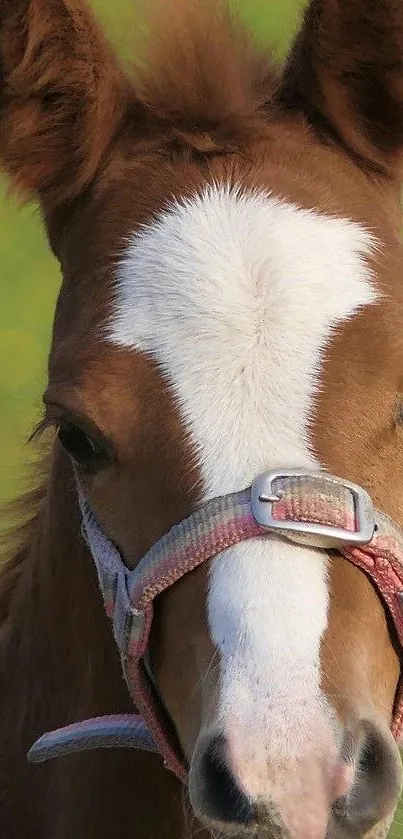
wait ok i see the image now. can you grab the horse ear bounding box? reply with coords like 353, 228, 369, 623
0, 0, 134, 211
277, 0, 403, 182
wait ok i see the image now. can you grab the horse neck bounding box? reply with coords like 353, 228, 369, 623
0, 449, 202, 839
1, 449, 126, 727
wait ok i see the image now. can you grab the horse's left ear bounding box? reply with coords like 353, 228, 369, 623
277, 0, 403, 184
0, 0, 135, 213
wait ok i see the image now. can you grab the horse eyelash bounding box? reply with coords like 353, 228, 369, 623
28, 416, 59, 444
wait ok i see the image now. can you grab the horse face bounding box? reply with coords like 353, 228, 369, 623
2, 0, 403, 836
102, 180, 403, 839
48, 165, 403, 837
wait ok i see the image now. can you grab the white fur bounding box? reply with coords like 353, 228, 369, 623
109, 184, 377, 764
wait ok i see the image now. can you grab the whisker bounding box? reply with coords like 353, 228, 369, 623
192, 648, 221, 697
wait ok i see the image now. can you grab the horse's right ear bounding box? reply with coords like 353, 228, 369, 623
0, 0, 135, 211
277, 0, 403, 184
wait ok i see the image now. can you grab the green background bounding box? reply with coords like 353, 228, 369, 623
1, 2, 403, 833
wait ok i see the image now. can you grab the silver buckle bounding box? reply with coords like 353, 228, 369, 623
251, 469, 375, 549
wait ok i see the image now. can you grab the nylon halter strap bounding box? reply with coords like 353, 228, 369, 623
27, 469, 403, 783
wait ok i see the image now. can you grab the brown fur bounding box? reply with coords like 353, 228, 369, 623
131, 0, 278, 148
0, 481, 47, 624
1, 0, 403, 837
278, 0, 403, 179
0, 0, 134, 209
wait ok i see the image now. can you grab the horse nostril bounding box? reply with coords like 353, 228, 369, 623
333, 721, 402, 832
198, 735, 255, 825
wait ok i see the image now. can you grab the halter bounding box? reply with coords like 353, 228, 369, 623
27, 468, 403, 784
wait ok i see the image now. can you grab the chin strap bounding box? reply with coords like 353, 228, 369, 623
28, 470, 403, 791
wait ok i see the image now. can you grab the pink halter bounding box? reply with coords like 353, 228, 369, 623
28, 469, 403, 783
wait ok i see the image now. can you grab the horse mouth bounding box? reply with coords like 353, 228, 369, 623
196, 816, 395, 839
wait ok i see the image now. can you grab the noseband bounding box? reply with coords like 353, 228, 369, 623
28, 469, 403, 783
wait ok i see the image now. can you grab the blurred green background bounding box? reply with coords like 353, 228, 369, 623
0, 0, 302, 506
1, 1, 403, 833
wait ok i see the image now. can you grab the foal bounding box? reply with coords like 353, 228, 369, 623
1, 1, 403, 838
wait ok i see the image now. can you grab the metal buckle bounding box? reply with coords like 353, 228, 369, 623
251, 469, 375, 549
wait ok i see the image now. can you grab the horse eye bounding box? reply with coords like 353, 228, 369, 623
57, 422, 109, 472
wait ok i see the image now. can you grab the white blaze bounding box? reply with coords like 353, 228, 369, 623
109, 184, 377, 757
